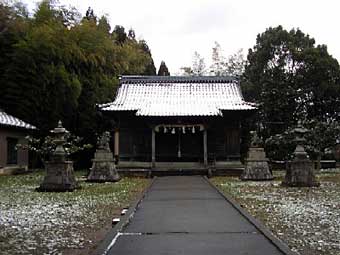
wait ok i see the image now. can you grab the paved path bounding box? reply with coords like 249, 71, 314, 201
105, 176, 292, 255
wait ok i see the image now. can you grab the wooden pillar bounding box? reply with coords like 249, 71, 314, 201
203, 128, 208, 167
151, 128, 156, 168
114, 129, 119, 159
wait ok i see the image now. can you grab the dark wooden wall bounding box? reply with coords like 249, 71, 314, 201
119, 128, 151, 161
207, 127, 240, 161
0, 127, 29, 168
155, 132, 203, 162
110, 113, 243, 162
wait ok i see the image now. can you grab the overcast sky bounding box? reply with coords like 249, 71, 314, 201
24, 0, 340, 74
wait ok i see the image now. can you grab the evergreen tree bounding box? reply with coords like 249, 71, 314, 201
0, 2, 29, 115
128, 28, 135, 40
157, 61, 170, 76
97, 15, 111, 34
113, 25, 126, 44
242, 25, 340, 138
85, 7, 96, 22
0, 0, 157, 137
139, 39, 156, 75
2, 0, 81, 132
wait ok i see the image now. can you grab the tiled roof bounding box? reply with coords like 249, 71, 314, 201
0, 110, 37, 130
101, 76, 256, 116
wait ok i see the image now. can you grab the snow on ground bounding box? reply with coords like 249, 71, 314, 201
213, 169, 340, 255
0, 171, 148, 255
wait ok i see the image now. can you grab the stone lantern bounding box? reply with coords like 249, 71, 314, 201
51, 120, 67, 161
37, 121, 78, 192
282, 122, 319, 187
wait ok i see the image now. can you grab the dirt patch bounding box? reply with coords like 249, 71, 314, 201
62, 217, 114, 255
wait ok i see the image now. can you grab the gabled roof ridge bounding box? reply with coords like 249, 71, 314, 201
119, 75, 239, 84
101, 75, 256, 116
0, 110, 37, 130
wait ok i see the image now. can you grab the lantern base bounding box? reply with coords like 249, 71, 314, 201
37, 161, 79, 192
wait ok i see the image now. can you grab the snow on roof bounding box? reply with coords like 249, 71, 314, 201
0, 110, 37, 130
101, 76, 256, 117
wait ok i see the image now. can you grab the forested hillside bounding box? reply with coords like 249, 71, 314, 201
0, 0, 156, 139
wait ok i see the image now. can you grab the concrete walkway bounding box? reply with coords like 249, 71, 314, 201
102, 176, 294, 255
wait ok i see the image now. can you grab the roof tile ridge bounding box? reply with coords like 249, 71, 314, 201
0, 110, 37, 129
119, 75, 239, 84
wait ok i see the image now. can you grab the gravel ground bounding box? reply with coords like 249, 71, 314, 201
212, 169, 340, 255
0, 171, 149, 255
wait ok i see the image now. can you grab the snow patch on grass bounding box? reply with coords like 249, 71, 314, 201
213, 170, 340, 255
0, 171, 148, 255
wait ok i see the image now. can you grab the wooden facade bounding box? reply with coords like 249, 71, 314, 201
0, 110, 36, 174
0, 127, 29, 171
101, 76, 256, 169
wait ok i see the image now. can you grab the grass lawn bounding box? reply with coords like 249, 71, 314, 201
212, 169, 340, 255
0, 170, 149, 255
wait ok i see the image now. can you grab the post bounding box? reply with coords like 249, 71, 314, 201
114, 129, 119, 162
151, 128, 156, 168
178, 132, 181, 158
203, 129, 208, 167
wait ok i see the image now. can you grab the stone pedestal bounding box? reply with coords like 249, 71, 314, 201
37, 161, 78, 192
282, 122, 320, 187
87, 149, 120, 182
87, 131, 120, 182
241, 147, 274, 181
282, 159, 319, 187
